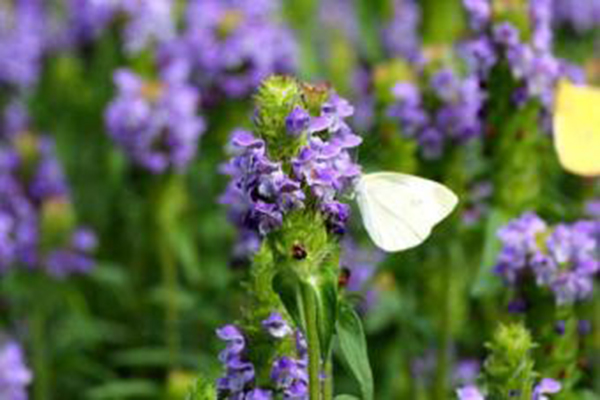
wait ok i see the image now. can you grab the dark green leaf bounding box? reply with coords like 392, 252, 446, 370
272, 268, 306, 331
304, 269, 338, 358
336, 301, 374, 400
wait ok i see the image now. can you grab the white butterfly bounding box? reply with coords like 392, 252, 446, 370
355, 172, 459, 252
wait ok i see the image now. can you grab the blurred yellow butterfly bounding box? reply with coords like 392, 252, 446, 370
553, 80, 600, 177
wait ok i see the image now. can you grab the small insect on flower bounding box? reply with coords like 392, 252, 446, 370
291, 243, 307, 260
338, 267, 351, 288
354, 172, 458, 252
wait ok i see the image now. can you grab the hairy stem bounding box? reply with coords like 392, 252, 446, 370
323, 356, 334, 400
303, 288, 322, 400
159, 228, 179, 369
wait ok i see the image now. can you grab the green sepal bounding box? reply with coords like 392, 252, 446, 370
336, 300, 374, 400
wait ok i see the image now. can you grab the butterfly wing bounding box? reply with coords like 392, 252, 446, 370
356, 172, 458, 252
554, 80, 600, 177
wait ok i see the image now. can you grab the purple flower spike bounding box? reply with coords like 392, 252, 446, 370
105, 68, 205, 173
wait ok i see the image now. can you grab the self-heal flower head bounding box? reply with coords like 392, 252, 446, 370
389, 67, 485, 159
1, 112, 96, 278
382, 0, 423, 63
105, 68, 205, 173
222, 81, 362, 247
552, 0, 600, 33
120, 0, 175, 55
178, 0, 297, 100
495, 213, 599, 305
0, 0, 46, 90
0, 339, 32, 400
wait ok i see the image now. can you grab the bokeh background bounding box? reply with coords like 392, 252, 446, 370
0, 0, 599, 399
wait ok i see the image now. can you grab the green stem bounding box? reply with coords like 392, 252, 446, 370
433, 259, 452, 400
303, 288, 322, 400
32, 303, 49, 400
159, 228, 179, 369
323, 356, 334, 400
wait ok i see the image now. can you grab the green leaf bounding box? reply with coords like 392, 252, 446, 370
304, 269, 338, 358
336, 301, 374, 400
272, 268, 306, 331
471, 208, 510, 297
334, 395, 361, 400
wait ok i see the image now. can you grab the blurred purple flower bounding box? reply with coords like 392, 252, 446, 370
0, 338, 32, 400
105, 68, 205, 173
0, 0, 46, 89
174, 0, 297, 100
495, 213, 599, 305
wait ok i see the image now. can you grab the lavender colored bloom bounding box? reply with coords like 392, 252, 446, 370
245, 389, 273, 400
271, 357, 309, 399
66, 0, 119, 44
262, 313, 293, 339
495, 214, 599, 305
180, 0, 297, 99
0, 0, 46, 89
457, 385, 485, 400
105, 68, 205, 173
382, 0, 422, 62
1, 112, 96, 278
286, 107, 311, 137
532, 378, 561, 400
463, 0, 491, 31
223, 91, 361, 244
216, 315, 307, 399
221, 129, 305, 237
458, 378, 561, 400
121, 0, 175, 54
0, 339, 32, 400
390, 66, 485, 159
552, 0, 600, 33
453, 359, 480, 385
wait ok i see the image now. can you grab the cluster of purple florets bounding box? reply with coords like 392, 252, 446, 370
105, 68, 205, 174
389, 68, 486, 159
0, 106, 96, 278
495, 212, 599, 305
0, 0, 46, 90
0, 337, 32, 400
457, 378, 561, 400
382, 0, 423, 63
460, 0, 584, 109
551, 0, 600, 33
162, 0, 297, 100
216, 313, 307, 399
222, 93, 362, 255
62, 0, 174, 53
